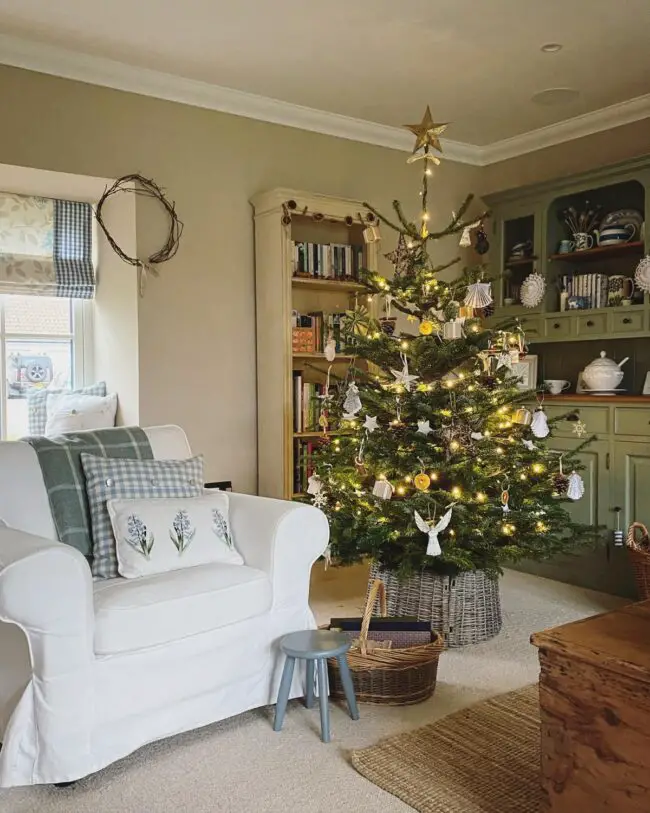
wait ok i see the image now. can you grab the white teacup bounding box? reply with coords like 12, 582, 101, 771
544, 379, 570, 395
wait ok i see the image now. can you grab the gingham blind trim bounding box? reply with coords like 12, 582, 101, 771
53, 199, 95, 299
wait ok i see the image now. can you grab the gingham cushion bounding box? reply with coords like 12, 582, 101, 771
81, 453, 204, 579
28, 382, 107, 435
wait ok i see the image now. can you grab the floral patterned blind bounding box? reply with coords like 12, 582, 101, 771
0, 192, 96, 299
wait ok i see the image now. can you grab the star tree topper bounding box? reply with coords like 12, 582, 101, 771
404, 106, 448, 164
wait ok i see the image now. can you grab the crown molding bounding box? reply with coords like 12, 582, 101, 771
481, 93, 650, 165
1, 34, 649, 168
0, 34, 482, 165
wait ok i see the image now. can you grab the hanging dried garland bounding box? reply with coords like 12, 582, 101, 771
95, 174, 183, 295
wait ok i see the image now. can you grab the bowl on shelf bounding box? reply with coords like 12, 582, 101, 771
594, 225, 636, 246
580, 351, 628, 392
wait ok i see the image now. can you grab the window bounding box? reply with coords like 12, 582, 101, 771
0, 295, 92, 439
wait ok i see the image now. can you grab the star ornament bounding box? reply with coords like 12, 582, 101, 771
404, 106, 448, 162
417, 419, 433, 436
390, 364, 419, 392
363, 415, 379, 433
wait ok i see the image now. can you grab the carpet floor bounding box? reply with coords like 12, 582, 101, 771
0, 566, 626, 813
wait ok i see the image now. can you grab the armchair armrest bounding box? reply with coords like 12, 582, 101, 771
0, 528, 94, 783
228, 494, 328, 611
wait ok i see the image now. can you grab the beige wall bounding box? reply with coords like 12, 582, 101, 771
481, 119, 650, 194
0, 65, 482, 490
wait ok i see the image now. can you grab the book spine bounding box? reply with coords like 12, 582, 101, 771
344, 245, 353, 279
293, 372, 302, 433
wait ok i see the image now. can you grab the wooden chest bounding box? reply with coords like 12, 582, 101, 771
531, 601, 650, 813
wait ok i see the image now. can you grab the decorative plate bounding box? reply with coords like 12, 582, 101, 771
599, 209, 643, 230
634, 255, 650, 293
520, 271, 546, 308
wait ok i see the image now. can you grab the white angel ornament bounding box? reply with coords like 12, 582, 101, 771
414, 506, 453, 557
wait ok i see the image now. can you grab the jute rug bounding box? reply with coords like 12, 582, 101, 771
351, 685, 543, 813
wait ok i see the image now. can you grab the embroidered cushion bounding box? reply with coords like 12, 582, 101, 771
28, 381, 107, 435
81, 454, 204, 579
107, 492, 243, 579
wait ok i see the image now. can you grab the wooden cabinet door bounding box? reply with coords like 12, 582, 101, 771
613, 440, 650, 531
510, 438, 635, 597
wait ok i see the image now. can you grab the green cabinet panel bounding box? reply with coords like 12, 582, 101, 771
610, 308, 645, 334
613, 441, 650, 530
614, 408, 650, 437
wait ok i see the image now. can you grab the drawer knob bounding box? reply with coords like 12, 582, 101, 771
623, 317, 632, 324
553, 322, 560, 329
586, 320, 594, 327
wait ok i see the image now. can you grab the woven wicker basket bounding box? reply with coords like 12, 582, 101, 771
626, 522, 650, 599
328, 579, 444, 706
368, 563, 502, 648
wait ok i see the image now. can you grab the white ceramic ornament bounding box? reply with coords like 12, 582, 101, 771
307, 473, 323, 496
567, 471, 585, 501
417, 419, 433, 436
520, 272, 546, 309
324, 335, 337, 362
634, 256, 650, 293
342, 382, 362, 418
414, 507, 453, 557
363, 415, 379, 433
464, 281, 493, 309
372, 479, 394, 500
531, 408, 550, 438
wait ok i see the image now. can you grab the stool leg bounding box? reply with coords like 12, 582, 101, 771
273, 655, 296, 732
316, 658, 331, 743
305, 659, 315, 709
337, 655, 360, 720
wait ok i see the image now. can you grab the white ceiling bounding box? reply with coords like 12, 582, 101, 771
0, 0, 649, 156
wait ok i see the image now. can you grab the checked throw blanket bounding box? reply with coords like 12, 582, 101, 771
24, 427, 153, 559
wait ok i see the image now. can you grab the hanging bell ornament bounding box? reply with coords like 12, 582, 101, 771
413, 472, 431, 491
513, 406, 533, 426
459, 225, 473, 247
567, 471, 585, 501
531, 408, 550, 438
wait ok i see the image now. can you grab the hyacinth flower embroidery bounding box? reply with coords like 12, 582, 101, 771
170, 509, 196, 554
211, 508, 233, 548
126, 514, 154, 559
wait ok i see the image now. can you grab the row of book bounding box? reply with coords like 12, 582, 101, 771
560, 273, 609, 308
291, 310, 352, 354
292, 373, 329, 433
293, 439, 316, 495
293, 242, 364, 280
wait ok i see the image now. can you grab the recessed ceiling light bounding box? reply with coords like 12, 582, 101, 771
541, 43, 563, 53
531, 87, 580, 106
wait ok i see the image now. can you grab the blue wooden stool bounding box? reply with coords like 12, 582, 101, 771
273, 630, 359, 743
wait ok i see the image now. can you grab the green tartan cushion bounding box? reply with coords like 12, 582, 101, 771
23, 426, 153, 559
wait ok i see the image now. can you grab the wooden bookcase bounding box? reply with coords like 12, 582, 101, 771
251, 188, 379, 499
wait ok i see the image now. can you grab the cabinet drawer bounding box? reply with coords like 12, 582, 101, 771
520, 316, 542, 341
614, 407, 650, 437
576, 313, 607, 336
610, 309, 644, 334
545, 405, 609, 436
545, 315, 573, 339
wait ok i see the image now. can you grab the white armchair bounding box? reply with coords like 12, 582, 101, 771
0, 426, 328, 787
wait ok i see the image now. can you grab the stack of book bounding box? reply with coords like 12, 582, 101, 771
291, 310, 351, 354
293, 439, 317, 495
561, 273, 609, 308
293, 242, 364, 280
292, 373, 329, 433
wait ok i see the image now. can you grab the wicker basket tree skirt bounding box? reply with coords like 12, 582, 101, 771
368, 564, 502, 647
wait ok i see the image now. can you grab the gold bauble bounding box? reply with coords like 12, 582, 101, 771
413, 473, 431, 491
419, 320, 434, 336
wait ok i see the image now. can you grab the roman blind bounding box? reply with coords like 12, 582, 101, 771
0, 192, 96, 299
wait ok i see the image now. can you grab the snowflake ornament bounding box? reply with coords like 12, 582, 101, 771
572, 420, 587, 438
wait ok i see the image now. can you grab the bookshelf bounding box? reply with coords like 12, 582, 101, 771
251, 188, 380, 499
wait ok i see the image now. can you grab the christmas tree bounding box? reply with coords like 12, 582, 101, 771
307, 107, 595, 580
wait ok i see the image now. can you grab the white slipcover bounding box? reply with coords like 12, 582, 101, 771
0, 426, 328, 787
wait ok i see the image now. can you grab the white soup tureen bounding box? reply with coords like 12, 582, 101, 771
581, 351, 628, 392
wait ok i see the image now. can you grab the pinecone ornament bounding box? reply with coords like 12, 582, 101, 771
552, 472, 569, 496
